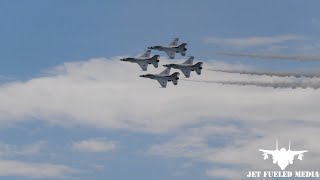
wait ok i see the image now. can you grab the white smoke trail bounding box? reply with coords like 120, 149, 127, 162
180, 79, 320, 89
205, 69, 320, 78
218, 52, 320, 61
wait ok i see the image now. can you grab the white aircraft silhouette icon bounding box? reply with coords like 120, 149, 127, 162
259, 140, 307, 170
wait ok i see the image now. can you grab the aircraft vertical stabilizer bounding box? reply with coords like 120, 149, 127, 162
171, 72, 180, 85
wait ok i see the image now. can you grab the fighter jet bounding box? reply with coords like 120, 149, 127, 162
140, 67, 180, 88
163, 56, 203, 78
148, 38, 187, 59
120, 50, 160, 71
259, 140, 307, 170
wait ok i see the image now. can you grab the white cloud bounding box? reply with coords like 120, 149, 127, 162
203, 35, 305, 47
19, 141, 47, 156
147, 121, 320, 179
142, 84, 320, 178
148, 123, 241, 159
0, 57, 319, 134
0, 160, 75, 178
0, 141, 75, 178
72, 138, 117, 153
0, 141, 46, 157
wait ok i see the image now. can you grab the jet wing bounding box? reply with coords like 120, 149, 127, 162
168, 38, 179, 46
181, 68, 191, 78
156, 79, 167, 88
137, 62, 148, 71
259, 149, 277, 155
259, 149, 278, 160
165, 50, 176, 59
288, 150, 308, 156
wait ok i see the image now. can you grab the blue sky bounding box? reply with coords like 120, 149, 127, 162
1, 1, 320, 180
2, 0, 320, 77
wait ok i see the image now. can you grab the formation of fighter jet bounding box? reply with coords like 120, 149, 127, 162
120, 38, 203, 88
120, 50, 160, 71
140, 67, 180, 88
259, 140, 307, 170
163, 56, 203, 78
148, 38, 187, 59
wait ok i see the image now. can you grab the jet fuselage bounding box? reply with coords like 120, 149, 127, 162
163, 63, 202, 71
120, 57, 159, 64
148, 45, 187, 53
140, 74, 178, 82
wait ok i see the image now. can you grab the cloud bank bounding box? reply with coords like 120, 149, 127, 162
1, 57, 320, 133
0, 56, 320, 178
72, 138, 117, 153
0, 160, 76, 178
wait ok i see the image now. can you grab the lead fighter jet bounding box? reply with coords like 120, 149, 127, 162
163, 56, 203, 78
148, 38, 187, 59
120, 50, 160, 71
140, 67, 180, 88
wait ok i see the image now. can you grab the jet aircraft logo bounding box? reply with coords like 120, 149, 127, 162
259, 140, 307, 170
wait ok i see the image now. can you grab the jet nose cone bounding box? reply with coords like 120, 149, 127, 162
148, 46, 153, 49
139, 75, 145, 77
163, 64, 168, 67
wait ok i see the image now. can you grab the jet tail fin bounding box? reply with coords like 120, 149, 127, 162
179, 43, 187, 48
169, 38, 179, 46
194, 62, 203, 67
194, 62, 203, 75
150, 55, 160, 60
179, 43, 187, 56
170, 72, 180, 85
150, 55, 160, 68
288, 140, 291, 151
160, 67, 171, 75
